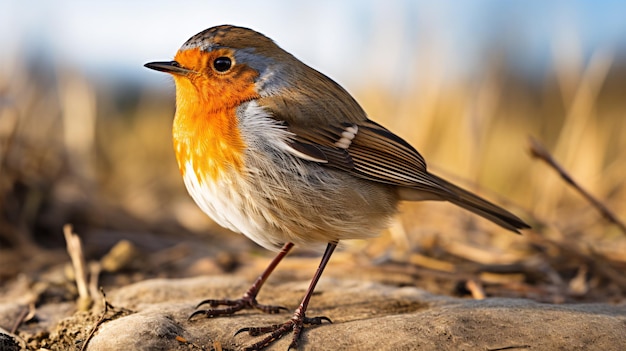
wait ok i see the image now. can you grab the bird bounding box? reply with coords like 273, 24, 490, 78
145, 24, 529, 350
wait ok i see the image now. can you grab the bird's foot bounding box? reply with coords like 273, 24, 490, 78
235, 307, 332, 350
188, 294, 287, 320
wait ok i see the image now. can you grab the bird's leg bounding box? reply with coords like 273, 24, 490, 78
189, 242, 294, 320
236, 242, 337, 350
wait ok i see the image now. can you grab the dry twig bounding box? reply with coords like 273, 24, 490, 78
63, 224, 92, 310
80, 288, 115, 351
466, 279, 486, 299
529, 137, 626, 235
487, 345, 532, 351
10, 303, 35, 334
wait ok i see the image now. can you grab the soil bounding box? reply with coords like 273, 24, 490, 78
1, 227, 625, 350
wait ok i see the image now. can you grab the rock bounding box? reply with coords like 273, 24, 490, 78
80, 276, 626, 351
0, 327, 24, 351
86, 309, 184, 351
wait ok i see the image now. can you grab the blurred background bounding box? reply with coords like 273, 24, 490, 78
1, 0, 625, 303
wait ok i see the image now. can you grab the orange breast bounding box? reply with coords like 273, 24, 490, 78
172, 77, 247, 182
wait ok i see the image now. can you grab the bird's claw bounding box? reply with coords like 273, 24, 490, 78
188, 296, 287, 321
236, 312, 332, 350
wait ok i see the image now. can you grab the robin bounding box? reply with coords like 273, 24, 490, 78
145, 25, 529, 350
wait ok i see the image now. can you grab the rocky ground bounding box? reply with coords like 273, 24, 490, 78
1, 224, 625, 351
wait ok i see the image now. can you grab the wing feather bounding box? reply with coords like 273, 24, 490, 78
285, 119, 454, 195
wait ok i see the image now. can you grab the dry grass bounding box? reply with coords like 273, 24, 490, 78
1, 40, 625, 305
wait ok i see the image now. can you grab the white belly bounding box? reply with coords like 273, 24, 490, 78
181, 160, 273, 247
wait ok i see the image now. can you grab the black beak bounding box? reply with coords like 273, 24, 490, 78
144, 61, 192, 75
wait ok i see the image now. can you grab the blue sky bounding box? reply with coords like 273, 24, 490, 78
2, 0, 625, 88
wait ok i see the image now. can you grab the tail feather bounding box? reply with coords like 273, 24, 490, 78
435, 175, 529, 233
400, 174, 530, 234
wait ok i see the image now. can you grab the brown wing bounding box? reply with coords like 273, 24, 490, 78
286, 119, 457, 197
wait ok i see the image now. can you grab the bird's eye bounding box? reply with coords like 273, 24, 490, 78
213, 57, 232, 72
